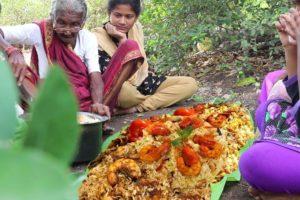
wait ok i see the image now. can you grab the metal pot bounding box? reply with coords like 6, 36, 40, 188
73, 112, 109, 164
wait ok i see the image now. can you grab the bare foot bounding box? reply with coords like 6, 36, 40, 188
113, 107, 138, 116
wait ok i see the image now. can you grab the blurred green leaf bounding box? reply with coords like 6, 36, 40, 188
190, 94, 203, 102
11, 118, 28, 150
236, 76, 257, 87
171, 137, 183, 147
0, 148, 76, 200
211, 97, 227, 105
24, 66, 80, 165
0, 60, 18, 144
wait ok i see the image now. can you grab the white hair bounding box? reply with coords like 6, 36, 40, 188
50, 0, 87, 21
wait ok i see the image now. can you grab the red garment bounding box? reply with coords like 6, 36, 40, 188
102, 39, 144, 110
31, 19, 144, 112
31, 20, 92, 111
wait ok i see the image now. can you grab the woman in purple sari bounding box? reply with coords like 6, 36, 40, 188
239, 1, 300, 199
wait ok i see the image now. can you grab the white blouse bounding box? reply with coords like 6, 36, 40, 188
1, 23, 100, 78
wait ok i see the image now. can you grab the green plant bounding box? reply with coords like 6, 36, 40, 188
0, 61, 81, 200
140, 0, 291, 74
0, 0, 293, 80
0, 0, 107, 29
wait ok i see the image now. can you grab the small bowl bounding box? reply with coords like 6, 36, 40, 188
73, 112, 109, 164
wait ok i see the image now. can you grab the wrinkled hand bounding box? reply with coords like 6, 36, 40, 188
90, 103, 111, 119
105, 22, 127, 43
7, 49, 27, 85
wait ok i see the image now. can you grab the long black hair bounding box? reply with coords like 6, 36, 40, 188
108, 0, 142, 16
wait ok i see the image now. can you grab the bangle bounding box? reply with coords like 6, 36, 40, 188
4, 46, 22, 57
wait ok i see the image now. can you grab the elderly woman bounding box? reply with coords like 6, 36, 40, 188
93, 0, 198, 115
0, 0, 143, 117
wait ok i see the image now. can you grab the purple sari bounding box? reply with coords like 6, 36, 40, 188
239, 70, 300, 193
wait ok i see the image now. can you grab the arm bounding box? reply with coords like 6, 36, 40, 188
0, 24, 42, 85
84, 31, 111, 118
288, 8, 300, 99
0, 29, 27, 85
297, 31, 300, 96
284, 45, 297, 78
277, 14, 297, 78
104, 22, 127, 45
89, 72, 111, 118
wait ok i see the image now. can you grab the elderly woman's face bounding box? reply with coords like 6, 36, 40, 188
53, 10, 84, 46
109, 4, 137, 33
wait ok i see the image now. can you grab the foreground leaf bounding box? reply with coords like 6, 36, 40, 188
24, 66, 80, 165
0, 60, 18, 144
0, 149, 76, 200
11, 118, 28, 151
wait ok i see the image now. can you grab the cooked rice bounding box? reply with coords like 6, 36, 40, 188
79, 104, 253, 200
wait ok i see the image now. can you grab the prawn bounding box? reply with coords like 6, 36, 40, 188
176, 146, 201, 176
107, 158, 141, 186
207, 114, 228, 128
146, 122, 171, 136
139, 141, 171, 162
193, 134, 223, 158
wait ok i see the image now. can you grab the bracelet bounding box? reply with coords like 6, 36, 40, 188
4, 46, 22, 57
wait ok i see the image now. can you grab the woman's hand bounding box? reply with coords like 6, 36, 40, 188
105, 22, 127, 43
276, 14, 296, 47
280, 8, 300, 44
6, 47, 27, 85
90, 103, 111, 119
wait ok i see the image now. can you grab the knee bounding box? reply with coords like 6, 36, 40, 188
239, 150, 254, 182
189, 77, 198, 93
183, 77, 198, 96
239, 144, 267, 186
117, 82, 144, 108
119, 39, 139, 53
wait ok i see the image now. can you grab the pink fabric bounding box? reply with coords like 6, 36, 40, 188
258, 69, 286, 104
101, 39, 144, 110
267, 80, 292, 103
102, 39, 143, 94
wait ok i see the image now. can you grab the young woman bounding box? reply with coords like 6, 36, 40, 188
0, 0, 144, 117
93, 0, 198, 115
239, 1, 300, 199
